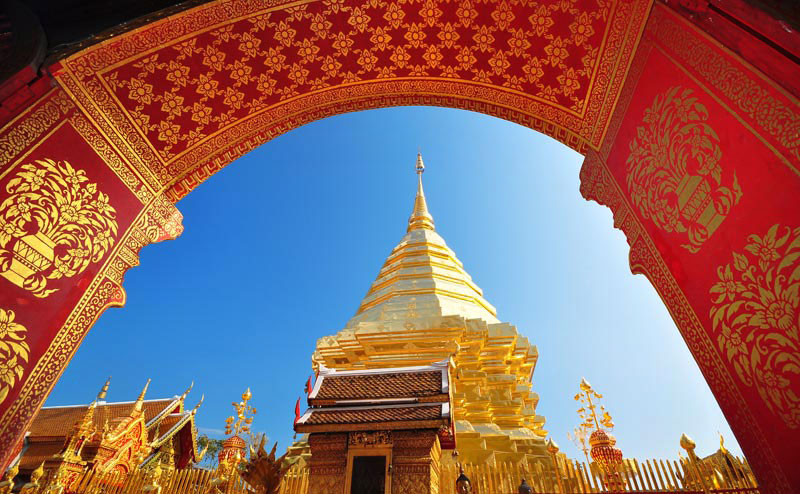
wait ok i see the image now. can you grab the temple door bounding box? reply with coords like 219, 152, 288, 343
350, 456, 386, 494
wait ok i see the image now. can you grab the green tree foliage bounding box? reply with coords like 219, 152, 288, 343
197, 435, 225, 468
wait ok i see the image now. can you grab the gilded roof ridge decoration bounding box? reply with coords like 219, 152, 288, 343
40, 398, 174, 410
145, 398, 182, 429
145, 382, 192, 429
149, 411, 191, 448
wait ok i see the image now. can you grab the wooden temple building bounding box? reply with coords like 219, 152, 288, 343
291, 154, 550, 491
10, 378, 205, 486
295, 360, 453, 493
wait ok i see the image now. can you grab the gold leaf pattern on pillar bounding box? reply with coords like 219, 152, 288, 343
0, 308, 29, 404
710, 224, 800, 427
0, 159, 118, 297
626, 86, 742, 253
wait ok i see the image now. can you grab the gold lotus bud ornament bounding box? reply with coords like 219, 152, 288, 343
680, 433, 696, 452
546, 438, 559, 455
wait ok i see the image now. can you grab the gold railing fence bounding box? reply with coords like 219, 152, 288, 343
436, 454, 758, 494
277, 466, 309, 494
17, 452, 756, 494
22, 467, 253, 494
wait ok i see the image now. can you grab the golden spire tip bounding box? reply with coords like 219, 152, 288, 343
134, 378, 151, 413
181, 381, 194, 401
407, 152, 434, 232
192, 394, 205, 415
97, 376, 111, 402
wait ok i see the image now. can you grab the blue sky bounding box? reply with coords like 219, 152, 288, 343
46, 106, 742, 461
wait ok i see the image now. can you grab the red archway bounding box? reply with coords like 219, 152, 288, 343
0, 0, 797, 491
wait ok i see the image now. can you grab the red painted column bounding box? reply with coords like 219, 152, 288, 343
580, 4, 800, 492
0, 77, 183, 471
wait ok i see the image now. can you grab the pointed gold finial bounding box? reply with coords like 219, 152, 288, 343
180, 381, 194, 401
97, 376, 111, 401
718, 432, 727, 454
30, 462, 45, 484
134, 379, 151, 413
192, 394, 205, 415
407, 152, 435, 232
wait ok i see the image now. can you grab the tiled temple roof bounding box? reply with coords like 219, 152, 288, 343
297, 360, 451, 433
312, 371, 443, 402
29, 400, 176, 438
296, 403, 448, 433
17, 389, 202, 474
17, 442, 62, 471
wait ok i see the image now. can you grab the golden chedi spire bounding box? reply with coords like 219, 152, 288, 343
407, 153, 435, 232
345, 153, 498, 327
311, 152, 548, 470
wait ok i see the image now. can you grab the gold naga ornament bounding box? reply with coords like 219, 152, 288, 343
20, 463, 45, 494
0, 462, 18, 494
240, 436, 288, 494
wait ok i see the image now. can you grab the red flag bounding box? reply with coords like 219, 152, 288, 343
305, 375, 313, 394
294, 397, 301, 425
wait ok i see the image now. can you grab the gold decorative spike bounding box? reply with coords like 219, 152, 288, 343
192, 394, 205, 415
97, 376, 111, 401
134, 379, 152, 414
180, 381, 194, 401
575, 378, 608, 431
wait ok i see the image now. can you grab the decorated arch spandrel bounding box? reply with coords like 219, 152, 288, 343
0, 87, 183, 467
51, 0, 651, 199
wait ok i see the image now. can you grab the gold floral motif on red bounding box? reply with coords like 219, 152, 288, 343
56, 0, 651, 197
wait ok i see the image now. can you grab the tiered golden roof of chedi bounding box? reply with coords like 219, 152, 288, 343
312, 154, 548, 467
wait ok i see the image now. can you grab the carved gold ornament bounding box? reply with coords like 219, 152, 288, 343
709, 224, 800, 427
0, 308, 29, 404
626, 87, 742, 253
0, 159, 118, 297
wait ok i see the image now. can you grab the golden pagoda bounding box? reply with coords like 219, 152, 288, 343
310, 154, 549, 469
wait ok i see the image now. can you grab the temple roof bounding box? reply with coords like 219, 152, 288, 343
29, 399, 177, 439
297, 361, 451, 433
346, 154, 498, 327
309, 361, 449, 406
296, 403, 448, 432
18, 381, 202, 473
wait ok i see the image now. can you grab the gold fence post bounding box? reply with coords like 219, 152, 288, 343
680, 434, 709, 494
546, 439, 564, 494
